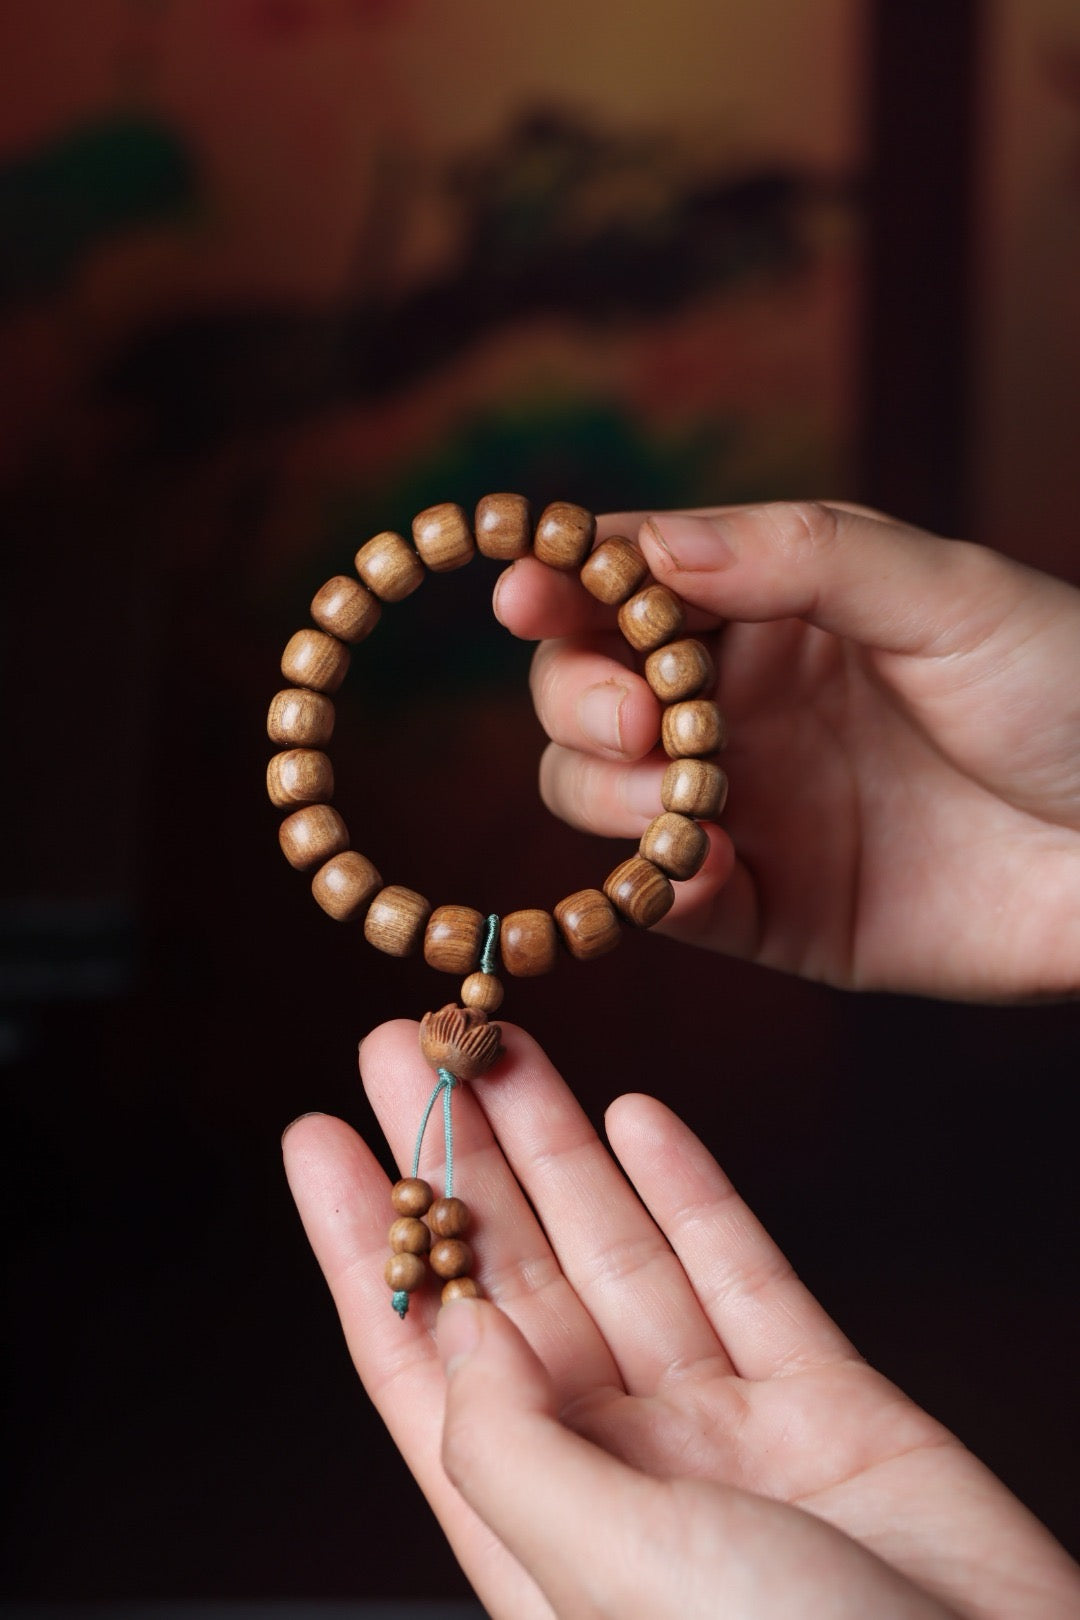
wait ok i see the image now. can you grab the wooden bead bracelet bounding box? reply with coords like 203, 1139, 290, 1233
267, 496, 728, 1317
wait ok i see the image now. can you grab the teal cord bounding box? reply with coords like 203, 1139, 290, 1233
392, 1289, 409, 1319
410, 1066, 459, 1193
480, 913, 500, 975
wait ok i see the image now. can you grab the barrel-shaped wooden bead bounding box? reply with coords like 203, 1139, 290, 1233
534, 501, 596, 570
354, 530, 424, 600
364, 885, 432, 956
553, 888, 621, 960
644, 638, 715, 702
461, 971, 504, 1013
412, 502, 475, 571
428, 1196, 470, 1238
423, 905, 485, 974
579, 536, 648, 604
639, 812, 708, 880
603, 855, 674, 927
441, 1276, 480, 1303
312, 851, 382, 921
661, 758, 729, 819
266, 748, 333, 808
392, 1177, 434, 1216
475, 492, 531, 560
499, 909, 558, 977
389, 1216, 431, 1255
267, 687, 335, 747
281, 628, 350, 693
310, 574, 381, 643
278, 804, 349, 871
429, 1238, 473, 1279
617, 584, 685, 653
385, 1251, 426, 1292
661, 700, 727, 759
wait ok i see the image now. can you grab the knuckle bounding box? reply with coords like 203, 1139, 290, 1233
764, 499, 842, 561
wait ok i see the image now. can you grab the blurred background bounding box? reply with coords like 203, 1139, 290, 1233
2, 0, 1078, 1609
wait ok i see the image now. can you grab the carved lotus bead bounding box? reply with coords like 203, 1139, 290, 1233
418, 1004, 503, 1080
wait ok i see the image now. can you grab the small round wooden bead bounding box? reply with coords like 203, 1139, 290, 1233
579, 535, 649, 604
499, 909, 558, 977
281, 628, 350, 693
429, 1238, 473, 1279
428, 1196, 470, 1238
412, 502, 475, 571
354, 531, 424, 601
392, 1178, 434, 1216
644, 638, 715, 702
267, 687, 335, 747
441, 1276, 480, 1303
475, 493, 531, 560
389, 1216, 431, 1255
639, 812, 708, 880
617, 583, 685, 653
266, 748, 334, 808
278, 804, 349, 871
461, 971, 504, 1013
662, 700, 727, 759
553, 888, 621, 960
385, 1251, 426, 1292
603, 855, 674, 927
423, 905, 485, 974
312, 851, 382, 921
534, 501, 596, 570
364, 885, 432, 956
310, 575, 381, 643
661, 758, 729, 819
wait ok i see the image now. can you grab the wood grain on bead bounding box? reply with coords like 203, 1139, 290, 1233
603, 854, 674, 927
461, 972, 504, 1013
661, 699, 727, 759
579, 535, 649, 604
427, 1196, 470, 1238
363, 885, 432, 956
534, 501, 596, 570
639, 812, 708, 880
441, 1277, 480, 1303
280, 627, 350, 693
388, 1216, 431, 1255
392, 1178, 434, 1217
553, 888, 621, 960
418, 1004, 502, 1080
475, 492, 531, 560
644, 638, 715, 703
661, 758, 728, 820
423, 905, 485, 974
412, 502, 475, 571
267, 687, 335, 748
278, 804, 349, 871
499, 908, 558, 977
312, 850, 382, 921
429, 1238, 473, 1279
310, 575, 381, 643
385, 1252, 426, 1292
266, 748, 334, 808
617, 583, 685, 653
354, 531, 424, 600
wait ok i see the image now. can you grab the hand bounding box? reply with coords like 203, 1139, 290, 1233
493, 502, 1080, 999
283, 1022, 1080, 1619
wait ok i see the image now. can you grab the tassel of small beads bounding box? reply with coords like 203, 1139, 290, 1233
386, 1068, 478, 1318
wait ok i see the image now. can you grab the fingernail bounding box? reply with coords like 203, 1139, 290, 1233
438, 1297, 482, 1376
619, 762, 667, 820
577, 679, 627, 751
281, 1110, 324, 1146
645, 514, 737, 571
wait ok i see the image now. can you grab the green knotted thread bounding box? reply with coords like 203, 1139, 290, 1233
392, 1289, 409, 1319
480, 912, 500, 976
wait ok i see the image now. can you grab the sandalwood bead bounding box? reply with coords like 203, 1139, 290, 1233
312, 851, 382, 922
266, 748, 333, 808
423, 905, 485, 974
603, 855, 674, 927
661, 700, 727, 759
534, 501, 596, 570
385, 1251, 426, 1293
429, 1238, 473, 1280
310, 574, 381, 643
441, 1276, 480, 1303
461, 971, 504, 1013
580, 535, 648, 605
553, 888, 621, 960
389, 1216, 431, 1255
267, 687, 335, 748
661, 758, 729, 820
412, 502, 475, 571
640, 812, 708, 880
644, 638, 715, 703
364, 885, 432, 956
499, 909, 558, 977
475, 492, 531, 560
278, 804, 349, 871
281, 628, 350, 693
617, 583, 686, 653
354, 530, 424, 601
392, 1178, 434, 1216
428, 1196, 470, 1238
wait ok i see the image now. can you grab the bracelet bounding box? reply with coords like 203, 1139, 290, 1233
267, 495, 728, 1318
